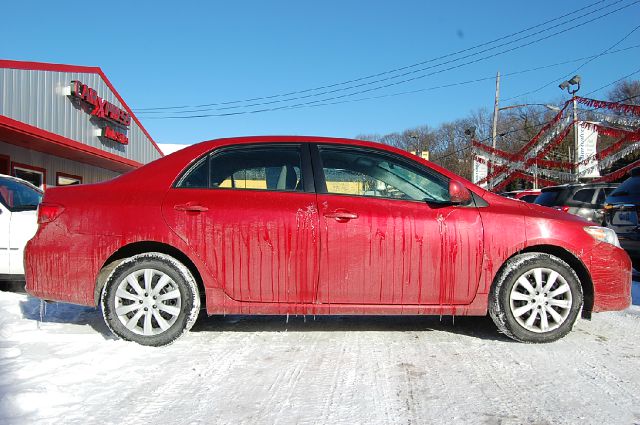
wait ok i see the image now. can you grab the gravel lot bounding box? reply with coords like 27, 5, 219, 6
1, 283, 639, 425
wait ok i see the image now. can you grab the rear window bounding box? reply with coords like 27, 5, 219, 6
571, 189, 595, 203
535, 190, 562, 206
519, 194, 538, 203
610, 177, 640, 197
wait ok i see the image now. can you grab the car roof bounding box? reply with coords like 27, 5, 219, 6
126, 135, 485, 195
541, 182, 618, 192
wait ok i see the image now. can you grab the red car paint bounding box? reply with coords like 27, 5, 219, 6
25, 136, 631, 317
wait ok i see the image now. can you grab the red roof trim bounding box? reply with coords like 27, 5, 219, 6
0, 59, 164, 157
0, 115, 143, 170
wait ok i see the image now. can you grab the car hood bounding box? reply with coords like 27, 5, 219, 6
523, 201, 592, 224
480, 190, 591, 225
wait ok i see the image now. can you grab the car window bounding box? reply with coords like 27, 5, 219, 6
318, 146, 449, 203
0, 178, 43, 211
595, 190, 606, 207
177, 145, 304, 192
520, 194, 538, 203
572, 189, 595, 204
535, 190, 562, 206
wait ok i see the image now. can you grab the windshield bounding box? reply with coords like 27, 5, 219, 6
609, 176, 640, 198
0, 177, 43, 211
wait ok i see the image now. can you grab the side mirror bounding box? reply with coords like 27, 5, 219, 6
449, 180, 472, 205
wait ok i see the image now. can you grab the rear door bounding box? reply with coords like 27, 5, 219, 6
313, 144, 484, 305
162, 143, 320, 304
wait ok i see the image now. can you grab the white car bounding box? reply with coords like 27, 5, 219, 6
0, 174, 42, 280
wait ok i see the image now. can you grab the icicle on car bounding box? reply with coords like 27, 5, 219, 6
25, 136, 632, 346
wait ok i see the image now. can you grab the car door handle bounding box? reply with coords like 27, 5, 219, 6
324, 209, 358, 222
174, 203, 209, 212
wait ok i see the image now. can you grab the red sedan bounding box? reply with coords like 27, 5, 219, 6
25, 137, 631, 346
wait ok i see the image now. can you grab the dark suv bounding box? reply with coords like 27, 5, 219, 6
534, 183, 619, 224
604, 168, 640, 261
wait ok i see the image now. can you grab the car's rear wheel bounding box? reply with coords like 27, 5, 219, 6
101, 252, 200, 346
489, 252, 583, 343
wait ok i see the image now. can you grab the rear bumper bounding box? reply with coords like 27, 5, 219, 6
25, 222, 104, 306
588, 242, 632, 312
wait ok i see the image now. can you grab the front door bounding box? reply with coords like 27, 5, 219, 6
9, 209, 38, 274
162, 143, 319, 304
0, 177, 41, 276
0, 202, 9, 275
314, 144, 484, 305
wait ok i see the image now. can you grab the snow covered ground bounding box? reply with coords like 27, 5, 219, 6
1, 283, 639, 425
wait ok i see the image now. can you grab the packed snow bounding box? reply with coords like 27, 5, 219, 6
1, 282, 639, 425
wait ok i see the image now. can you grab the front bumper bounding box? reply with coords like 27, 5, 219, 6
588, 241, 632, 312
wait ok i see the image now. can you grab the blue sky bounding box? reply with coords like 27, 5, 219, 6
2, 1, 640, 145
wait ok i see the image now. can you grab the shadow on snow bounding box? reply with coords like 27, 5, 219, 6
5, 280, 639, 343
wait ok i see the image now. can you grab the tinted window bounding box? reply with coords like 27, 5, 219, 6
178, 157, 209, 188
178, 145, 304, 192
610, 177, 640, 197
596, 190, 606, 207
535, 190, 562, 206
520, 194, 538, 203
319, 146, 449, 202
572, 189, 595, 203
0, 178, 43, 211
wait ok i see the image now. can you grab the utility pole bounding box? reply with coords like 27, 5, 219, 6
558, 75, 581, 181
490, 71, 500, 190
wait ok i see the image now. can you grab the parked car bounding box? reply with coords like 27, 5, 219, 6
25, 137, 631, 346
501, 189, 541, 203
0, 174, 42, 280
534, 183, 618, 224
604, 168, 640, 262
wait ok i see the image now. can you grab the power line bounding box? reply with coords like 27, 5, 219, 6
141, 2, 638, 118
140, 1, 637, 116
258, 46, 640, 113
141, 43, 640, 120
584, 67, 640, 96
504, 22, 640, 101
134, 0, 630, 112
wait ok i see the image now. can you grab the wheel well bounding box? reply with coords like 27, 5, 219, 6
94, 241, 206, 306
510, 245, 594, 318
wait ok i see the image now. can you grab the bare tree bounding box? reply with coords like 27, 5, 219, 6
607, 80, 640, 104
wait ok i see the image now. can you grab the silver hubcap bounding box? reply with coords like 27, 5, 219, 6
509, 267, 573, 333
114, 269, 182, 336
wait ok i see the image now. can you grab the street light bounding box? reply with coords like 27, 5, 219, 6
558, 75, 581, 180
559, 75, 581, 95
408, 133, 429, 160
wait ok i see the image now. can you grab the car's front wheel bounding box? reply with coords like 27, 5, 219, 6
489, 252, 583, 343
101, 252, 200, 346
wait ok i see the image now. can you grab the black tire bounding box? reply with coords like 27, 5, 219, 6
489, 252, 583, 343
101, 252, 200, 346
